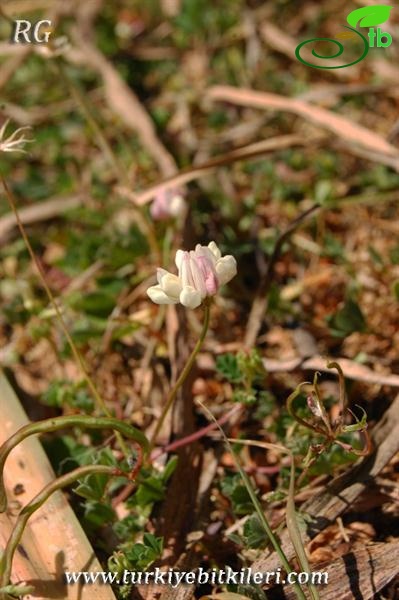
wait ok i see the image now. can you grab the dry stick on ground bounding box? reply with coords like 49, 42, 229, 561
68, 34, 177, 179
262, 355, 399, 389
0, 47, 31, 91
206, 86, 399, 170
126, 134, 313, 205
252, 392, 399, 574
0, 194, 84, 244
268, 540, 399, 600
0, 370, 116, 600
244, 203, 320, 348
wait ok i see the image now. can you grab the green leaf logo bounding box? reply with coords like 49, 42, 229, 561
347, 5, 392, 28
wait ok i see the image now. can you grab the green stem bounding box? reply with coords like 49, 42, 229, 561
286, 453, 320, 600
199, 410, 307, 600
0, 415, 148, 513
0, 464, 122, 594
1, 177, 130, 457
149, 301, 211, 453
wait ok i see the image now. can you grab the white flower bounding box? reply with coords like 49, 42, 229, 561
147, 242, 237, 309
150, 188, 186, 221
0, 120, 33, 154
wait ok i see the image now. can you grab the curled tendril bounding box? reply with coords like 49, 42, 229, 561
287, 364, 372, 465
295, 26, 369, 69
0, 415, 149, 513
343, 404, 368, 432
327, 360, 347, 415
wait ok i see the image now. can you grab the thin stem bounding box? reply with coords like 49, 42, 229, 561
327, 361, 347, 416
232, 439, 319, 600
1, 177, 129, 457
245, 203, 320, 347
0, 464, 124, 593
286, 454, 320, 600
113, 405, 241, 507
148, 301, 211, 452
0, 415, 148, 513
151, 404, 242, 461
199, 407, 307, 600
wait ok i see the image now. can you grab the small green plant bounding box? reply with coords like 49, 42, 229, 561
216, 349, 267, 405
108, 534, 164, 599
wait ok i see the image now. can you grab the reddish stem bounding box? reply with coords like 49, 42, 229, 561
112, 405, 242, 507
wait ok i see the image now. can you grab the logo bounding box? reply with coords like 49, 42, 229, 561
295, 5, 393, 69
11, 19, 53, 44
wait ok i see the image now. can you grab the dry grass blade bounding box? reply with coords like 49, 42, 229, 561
262, 356, 399, 388
0, 370, 116, 600
227, 439, 319, 600
128, 135, 309, 205
0, 49, 32, 91
69, 34, 177, 178
207, 86, 399, 166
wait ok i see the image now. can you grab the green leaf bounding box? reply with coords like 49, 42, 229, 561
233, 389, 257, 405
347, 5, 392, 28
221, 474, 254, 515
216, 353, 243, 383
242, 514, 269, 548
113, 514, 142, 540
41, 380, 94, 412
70, 316, 107, 344
368, 245, 384, 267
135, 476, 166, 505
342, 405, 368, 432
162, 456, 178, 482
254, 391, 276, 420
125, 534, 163, 569
83, 500, 116, 528
74, 449, 118, 500
327, 299, 367, 337
67, 290, 116, 318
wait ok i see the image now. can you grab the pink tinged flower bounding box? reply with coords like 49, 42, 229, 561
150, 188, 186, 221
147, 242, 237, 309
197, 254, 218, 294
307, 394, 323, 419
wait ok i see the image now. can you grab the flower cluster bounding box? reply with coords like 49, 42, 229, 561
147, 242, 237, 309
